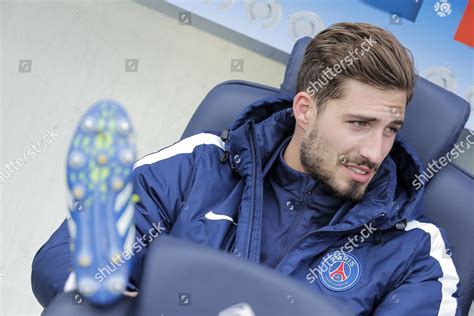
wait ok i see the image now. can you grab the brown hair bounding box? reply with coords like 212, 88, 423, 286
296, 22, 416, 112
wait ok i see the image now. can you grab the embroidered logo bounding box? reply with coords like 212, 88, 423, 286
318, 251, 361, 291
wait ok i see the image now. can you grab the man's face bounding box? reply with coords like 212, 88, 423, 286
300, 79, 407, 202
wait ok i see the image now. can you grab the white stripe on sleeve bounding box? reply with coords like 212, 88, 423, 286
133, 133, 225, 169
405, 220, 459, 316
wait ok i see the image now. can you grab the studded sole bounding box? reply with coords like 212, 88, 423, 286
66, 100, 136, 305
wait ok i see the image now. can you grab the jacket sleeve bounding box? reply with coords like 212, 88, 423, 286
129, 134, 213, 288
31, 132, 219, 307
372, 220, 461, 316
31, 219, 72, 308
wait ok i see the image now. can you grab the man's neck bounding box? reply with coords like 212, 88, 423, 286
283, 138, 307, 174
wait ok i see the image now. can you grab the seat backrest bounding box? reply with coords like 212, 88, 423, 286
181, 81, 280, 139
134, 236, 351, 316
181, 36, 473, 315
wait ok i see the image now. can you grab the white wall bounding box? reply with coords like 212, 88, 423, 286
0, 1, 285, 314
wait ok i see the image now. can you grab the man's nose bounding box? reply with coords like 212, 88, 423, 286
359, 133, 386, 167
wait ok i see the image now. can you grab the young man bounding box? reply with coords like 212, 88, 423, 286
32, 22, 460, 314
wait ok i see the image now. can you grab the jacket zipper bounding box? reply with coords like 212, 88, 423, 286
274, 212, 386, 271
245, 123, 258, 261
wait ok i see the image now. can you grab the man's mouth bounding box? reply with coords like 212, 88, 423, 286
343, 163, 373, 183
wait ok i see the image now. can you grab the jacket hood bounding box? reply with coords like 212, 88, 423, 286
224, 94, 426, 231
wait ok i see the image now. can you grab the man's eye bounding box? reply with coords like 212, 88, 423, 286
350, 121, 368, 128
386, 127, 400, 134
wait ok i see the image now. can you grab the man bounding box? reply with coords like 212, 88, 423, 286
32, 22, 460, 314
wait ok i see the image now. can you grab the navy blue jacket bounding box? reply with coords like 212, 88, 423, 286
32, 95, 460, 315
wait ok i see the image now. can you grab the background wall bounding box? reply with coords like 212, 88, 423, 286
0, 1, 284, 314
166, 0, 474, 128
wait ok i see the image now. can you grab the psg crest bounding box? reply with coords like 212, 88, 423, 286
318, 251, 361, 291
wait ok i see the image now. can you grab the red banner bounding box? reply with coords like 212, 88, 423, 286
454, 0, 474, 47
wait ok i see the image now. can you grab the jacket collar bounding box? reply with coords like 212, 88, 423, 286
264, 135, 347, 213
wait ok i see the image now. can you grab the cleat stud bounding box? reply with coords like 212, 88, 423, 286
78, 278, 97, 296
112, 280, 125, 293
82, 116, 98, 132
69, 151, 86, 169
107, 278, 125, 294
78, 255, 91, 267
111, 177, 124, 191
119, 149, 135, 165
97, 154, 108, 165
117, 119, 130, 135
73, 185, 85, 199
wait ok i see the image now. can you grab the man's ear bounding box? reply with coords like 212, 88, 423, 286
293, 91, 316, 131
